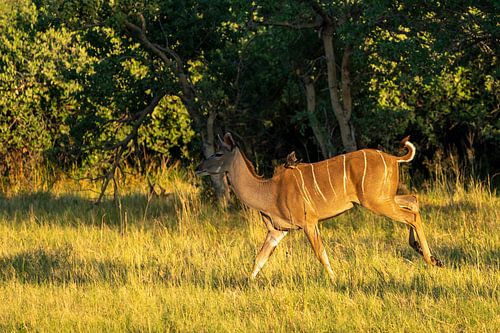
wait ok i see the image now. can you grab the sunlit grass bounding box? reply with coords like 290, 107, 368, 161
0, 167, 498, 332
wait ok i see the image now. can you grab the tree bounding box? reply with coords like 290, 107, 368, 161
252, 0, 362, 153
0, 0, 94, 185
28, 0, 249, 201
362, 0, 498, 176
1, 0, 496, 195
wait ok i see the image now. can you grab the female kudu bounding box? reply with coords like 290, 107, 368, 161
196, 133, 443, 280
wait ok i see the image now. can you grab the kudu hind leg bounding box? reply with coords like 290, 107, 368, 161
364, 197, 440, 266
395, 195, 443, 267
303, 224, 335, 279
412, 212, 443, 266
250, 229, 288, 279
408, 227, 424, 256
395, 195, 424, 255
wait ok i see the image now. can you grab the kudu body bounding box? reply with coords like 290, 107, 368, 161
196, 133, 442, 280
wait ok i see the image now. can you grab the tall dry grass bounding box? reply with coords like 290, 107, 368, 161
0, 164, 498, 332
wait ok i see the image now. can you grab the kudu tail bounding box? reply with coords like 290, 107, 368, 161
397, 136, 416, 163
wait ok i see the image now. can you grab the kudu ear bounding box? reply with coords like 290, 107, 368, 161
222, 132, 236, 151
217, 134, 230, 151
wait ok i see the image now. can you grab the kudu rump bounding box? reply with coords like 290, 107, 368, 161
196, 133, 443, 280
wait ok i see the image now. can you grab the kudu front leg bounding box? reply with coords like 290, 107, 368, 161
251, 229, 288, 279
303, 224, 335, 280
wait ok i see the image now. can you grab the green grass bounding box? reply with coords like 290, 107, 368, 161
0, 171, 498, 332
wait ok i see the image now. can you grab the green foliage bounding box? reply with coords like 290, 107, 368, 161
249, 0, 497, 177
0, 0, 497, 184
69, 25, 194, 167
0, 0, 198, 184
138, 96, 195, 159
0, 0, 95, 184
360, 1, 498, 174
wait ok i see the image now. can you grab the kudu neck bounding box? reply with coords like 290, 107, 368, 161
227, 149, 275, 211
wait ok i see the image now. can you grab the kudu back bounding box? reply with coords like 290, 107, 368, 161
196, 133, 443, 280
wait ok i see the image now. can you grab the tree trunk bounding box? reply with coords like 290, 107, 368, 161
321, 24, 357, 152
124, 18, 230, 202
171, 53, 230, 203
201, 111, 230, 203
341, 44, 356, 150
301, 74, 336, 158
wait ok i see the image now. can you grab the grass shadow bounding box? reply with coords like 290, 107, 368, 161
331, 275, 497, 300
0, 191, 179, 230
2, 244, 497, 299
397, 242, 500, 271
432, 245, 499, 270
0, 245, 129, 285
423, 200, 480, 215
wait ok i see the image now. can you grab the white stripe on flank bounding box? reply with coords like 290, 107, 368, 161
326, 160, 337, 198
343, 155, 347, 195
311, 164, 327, 202
293, 168, 315, 210
361, 151, 367, 195
298, 168, 315, 208
291, 172, 313, 209
377, 150, 387, 186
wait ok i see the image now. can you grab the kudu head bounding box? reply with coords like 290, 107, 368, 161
195, 133, 237, 176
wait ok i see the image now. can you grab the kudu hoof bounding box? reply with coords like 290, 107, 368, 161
431, 255, 444, 267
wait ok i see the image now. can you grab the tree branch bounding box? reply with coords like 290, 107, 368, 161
124, 15, 204, 134
124, 18, 175, 68
305, 0, 332, 25
95, 146, 123, 205
103, 91, 166, 151
95, 90, 166, 204
258, 18, 322, 30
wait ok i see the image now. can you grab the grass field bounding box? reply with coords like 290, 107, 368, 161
0, 168, 498, 332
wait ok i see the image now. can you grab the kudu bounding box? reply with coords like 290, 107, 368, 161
196, 133, 443, 280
